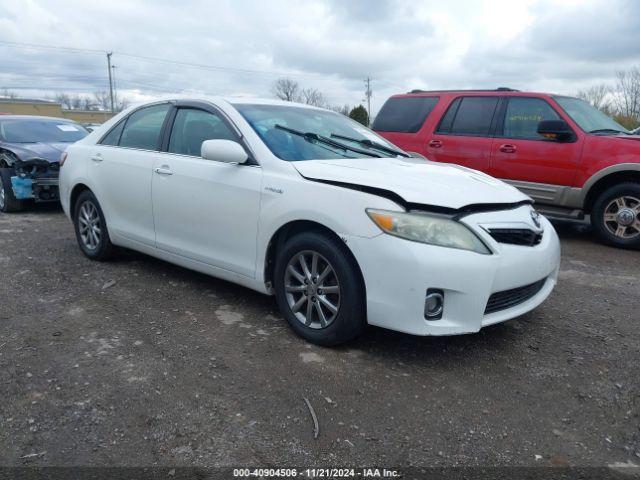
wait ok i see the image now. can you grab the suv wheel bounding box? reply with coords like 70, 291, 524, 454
273, 231, 366, 346
0, 168, 23, 213
591, 182, 640, 249
73, 190, 114, 260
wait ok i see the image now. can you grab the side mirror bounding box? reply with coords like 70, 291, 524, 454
537, 120, 574, 142
201, 139, 249, 164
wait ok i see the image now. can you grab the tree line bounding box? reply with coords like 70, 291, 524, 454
0, 88, 130, 113
576, 67, 640, 129
271, 78, 369, 126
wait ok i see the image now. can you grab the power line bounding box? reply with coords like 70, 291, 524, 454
0, 39, 408, 88
0, 40, 329, 80
0, 40, 105, 55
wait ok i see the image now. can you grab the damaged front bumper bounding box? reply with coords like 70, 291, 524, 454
11, 159, 60, 202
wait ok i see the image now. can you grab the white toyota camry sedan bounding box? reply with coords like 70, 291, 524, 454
59, 98, 560, 345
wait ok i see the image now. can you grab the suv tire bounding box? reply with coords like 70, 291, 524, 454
591, 182, 640, 249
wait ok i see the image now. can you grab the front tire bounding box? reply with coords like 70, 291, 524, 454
591, 182, 640, 249
73, 190, 114, 260
274, 230, 366, 346
0, 168, 24, 213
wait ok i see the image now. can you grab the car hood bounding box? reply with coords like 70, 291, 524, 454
293, 157, 529, 210
3, 142, 69, 163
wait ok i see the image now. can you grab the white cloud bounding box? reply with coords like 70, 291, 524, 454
0, 0, 638, 114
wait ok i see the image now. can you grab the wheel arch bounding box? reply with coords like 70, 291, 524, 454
583, 167, 640, 213
70, 182, 92, 213
263, 219, 365, 294
0, 148, 18, 168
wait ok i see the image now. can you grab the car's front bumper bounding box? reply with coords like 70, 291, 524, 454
11, 159, 60, 203
346, 208, 561, 336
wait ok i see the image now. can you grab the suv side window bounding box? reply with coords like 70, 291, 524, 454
437, 96, 499, 136
168, 108, 237, 156
372, 96, 439, 133
502, 97, 561, 139
118, 104, 171, 150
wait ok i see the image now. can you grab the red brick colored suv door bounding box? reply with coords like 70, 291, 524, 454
426, 96, 500, 172
489, 96, 583, 187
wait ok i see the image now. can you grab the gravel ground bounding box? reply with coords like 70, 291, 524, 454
0, 206, 638, 471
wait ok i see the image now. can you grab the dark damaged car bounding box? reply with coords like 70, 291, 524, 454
0, 115, 88, 212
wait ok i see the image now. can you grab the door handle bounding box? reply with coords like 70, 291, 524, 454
499, 144, 517, 153
428, 139, 443, 148
90, 154, 103, 162
154, 167, 173, 176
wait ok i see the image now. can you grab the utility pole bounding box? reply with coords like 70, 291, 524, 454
111, 64, 117, 110
106, 52, 114, 112
364, 77, 372, 126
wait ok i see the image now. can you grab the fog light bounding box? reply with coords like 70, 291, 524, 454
424, 289, 444, 320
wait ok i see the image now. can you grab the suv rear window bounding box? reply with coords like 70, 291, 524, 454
373, 96, 439, 133
437, 96, 499, 136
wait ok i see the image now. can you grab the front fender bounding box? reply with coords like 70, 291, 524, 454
254, 177, 400, 285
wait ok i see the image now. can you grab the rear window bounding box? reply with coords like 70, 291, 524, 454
0, 119, 88, 143
373, 96, 439, 133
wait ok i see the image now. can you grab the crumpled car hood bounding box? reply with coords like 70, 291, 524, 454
293, 157, 530, 210
3, 142, 69, 163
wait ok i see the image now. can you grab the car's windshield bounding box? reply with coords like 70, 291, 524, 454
553, 96, 629, 134
0, 119, 89, 143
233, 103, 401, 161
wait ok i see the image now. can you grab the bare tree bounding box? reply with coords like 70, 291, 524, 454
330, 104, 351, 116
93, 91, 111, 111
576, 84, 611, 112
117, 97, 130, 112
271, 78, 300, 102
299, 87, 327, 108
54, 93, 73, 109
614, 67, 640, 120
1, 88, 18, 99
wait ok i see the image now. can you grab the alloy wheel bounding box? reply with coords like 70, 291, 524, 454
0, 182, 5, 210
603, 195, 640, 239
78, 200, 102, 250
284, 250, 341, 329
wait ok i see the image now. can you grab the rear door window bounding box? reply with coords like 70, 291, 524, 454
502, 97, 561, 139
437, 96, 499, 136
118, 104, 171, 150
373, 96, 439, 133
100, 120, 125, 146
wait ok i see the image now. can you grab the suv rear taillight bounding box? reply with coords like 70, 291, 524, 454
59, 152, 68, 167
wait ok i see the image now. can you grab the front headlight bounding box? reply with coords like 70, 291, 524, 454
366, 208, 491, 254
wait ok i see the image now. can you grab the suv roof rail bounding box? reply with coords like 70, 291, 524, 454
407, 87, 520, 94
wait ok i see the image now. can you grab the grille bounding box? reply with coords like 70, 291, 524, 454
488, 228, 543, 246
485, 278, 547, 315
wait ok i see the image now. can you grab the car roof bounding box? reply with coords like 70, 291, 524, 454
135, 96, 331, 112
392, 89, 567, 98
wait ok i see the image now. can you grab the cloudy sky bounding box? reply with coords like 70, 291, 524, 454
0, 0, 639, 114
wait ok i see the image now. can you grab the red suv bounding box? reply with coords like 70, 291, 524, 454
373, 89, 640, 249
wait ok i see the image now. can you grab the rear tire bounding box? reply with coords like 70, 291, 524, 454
591, 182, 640, 249
274, 230, 366, 346
73, 190, 114, 261
0, 168, 24, 213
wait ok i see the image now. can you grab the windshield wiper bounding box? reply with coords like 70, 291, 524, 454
589, 128, 629, 135
275, 124, 381, 158
330, 133, 410, 157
